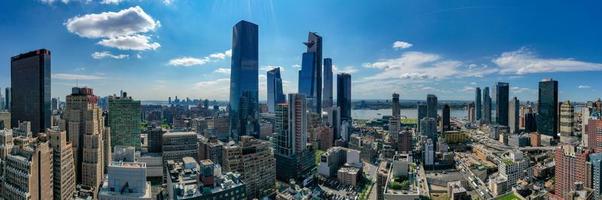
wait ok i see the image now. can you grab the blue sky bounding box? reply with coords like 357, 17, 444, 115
0, 0, 601, 102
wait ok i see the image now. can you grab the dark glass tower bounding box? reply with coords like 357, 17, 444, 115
509, 97, 520, 134
442, 104, 450, 132
267, 67, 285, 113
11, 49, 51, 135
299, 52, 316, 110
475, 87, 481, 121
337, 73, 351, 121
426, 94, 438, 119
229, 20, 259, 141
496, 82, 509, 126
323, 58, 333, 109
417, 103, 427, 132
537, 79, 558, 137
300, 32, 322, 113
483, 87, 492, 124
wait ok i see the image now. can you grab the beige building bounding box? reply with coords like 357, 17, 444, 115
0, 129, 13, 159
63, 87, 110, 195
223, 136, 276, 199
337, 166, 360, 186
161, 131, 198, 162
0, 112, 10, 129
3, 136, 53, 200
49, 128, 76, 200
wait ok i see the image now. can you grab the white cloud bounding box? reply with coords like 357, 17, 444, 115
193, 78, 230, 100
168, 57, 210, 67
333, 65, 358, 74
52, 73, 105, 80
292, 64, 301, 68
168, 49, 231, 67
91, 51, 128, 59
461, 86, 475, 93
65, 6, 159, 38
261, 65, 283, 72
493, 47, 602, 75
393, 41, 413, 49
97, 34, 160, 51
578, 85, 592, 89
511, 86, 532, 94
40, 0, 70, 4
163, 0, 174, 5
100, 0, 124, 4
214, 68, 231, 74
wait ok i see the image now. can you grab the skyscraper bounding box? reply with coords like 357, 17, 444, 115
496, 82, 509, 126
48, 128, 76, 200
337, 73, 352, 121
3, 136, 53, 200
288, 93, 308, 155
590, 153, 602, 200
64, 87, 109, 192
559, 100, 575, 137
10, 49, 51, 135
390, 93, 401, 135
420, 117, 437, 149
303, 32, 323, 113
587, 119, 602, 153
555, 144, 591, 199
442, 104, 450, 132
323, 58, 334, 109
426, 94, 438, 119
223, 136, 276, 199
417, 103, 427, 132
4, 87, 9, 111
475, 87, 482, 121
483, 87, 492, 124
108, 92, 141, 149
509, 97, 520, 134
267, 67, 285, 113
538, 79, 558, 137
229, 20, 259, 140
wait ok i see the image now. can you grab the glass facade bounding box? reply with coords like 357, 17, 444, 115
427, 94, 438, 119
537, 79, 558, 137
10, 49, 51, 135
496, 82, 509, 126
108, 93, 141, 149
322, 58, 333, 109
267, 67, 285, 113
483, 87, 492, 124
337, 73, 351, 121
229, 20, 259, 140
475, 87, 481, 121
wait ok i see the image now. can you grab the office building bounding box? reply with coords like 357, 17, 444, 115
10, 49, 51, 135
0, 129, 13, 160
0, 111, 10, 129
555, 144, 591, 199
588, 119, 602, 153
48, 129, 76, 200
417, 103, 427, 132
299, 32, 323, 113
3, 136, 53, 200
560, 100, 575, 137
197, 135, 224, 166
468, 102, 476, 123
398, 130, 412, 153
64, 87, 109, 192
508, 97, 520, 134
337, 73, 351, 121
390, 93, 401, 135
496, 82, 509, 126
99, 158, 152, 199
162, 131, 198, 162
424, 139, 435, 166
475, 87, 482, 121
108, 91, 141, 149
323, 58, 334, 109
426, 94, 438, 119
267, 67, 286, 113
590, 153, 602, 200
538, 79, 558, 137
317, 147, 361, 178
229, 20, 260, 140
420, 117, 437, 149
442, 104, 450, 132
223, 136, 275, 199
483, 87, 492, 124
4, 87, 9, 111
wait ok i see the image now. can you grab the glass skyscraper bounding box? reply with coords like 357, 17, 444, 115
427, 94, 438, 119
337, 73, 351, 121
537, 78, 558, 137
10, 49, 51, 135
496, 82, 509, 126
229, 20, 259, 140
267, 67, 285, 113
322, 58, 333, 109
475, 87, 481, 121
417, 103, 427, 132
298, 32, 322, 114
483, 87, 492, 124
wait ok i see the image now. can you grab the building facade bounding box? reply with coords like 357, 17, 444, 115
538, 79, 559, 137
108, 92, 141, 149
496, 82, 509, 126
267, 67, 286, 113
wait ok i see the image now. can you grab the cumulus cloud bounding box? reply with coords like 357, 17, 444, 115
333, 65, 358, 74
52, 73, 105, 80
214, 68, 231, 74
493, 47, 602, 75
511, 86, 532, 94
193, 78, 230, 99
393, 41, 413, 49
91, 51, 128, 59
578, 85, 591, 89
65, 6, 160, 51
97, 34, 160, 51
100, 0, 124, 4
168, 49, 231, 67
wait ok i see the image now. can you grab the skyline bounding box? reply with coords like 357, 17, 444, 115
1, 1, 602, 102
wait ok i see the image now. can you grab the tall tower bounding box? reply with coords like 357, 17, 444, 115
337, 73, 352, 122
323, 58, 334, 109
496, 82, 509, 126
229, 20, 259, 141
426, 94, 438, 119
302, 32, 323, 113
10, 49, 51, 135
483, 87, 492, 124
390, 93, 401, 135
509, 97, 520, 134
64, 87, 109, 193
108, 91, 141, 149
442, 104, 450, 132
48, 128, 76, 200
288, 93, 307, 155
475, 87, 482, 121
267, 68, 285, 113
538, 79, 558, 137
417, 103, 427, 132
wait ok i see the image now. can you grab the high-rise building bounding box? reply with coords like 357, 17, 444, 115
229, 20, 260, 140
288, 93, 307, 155
555, 144, 591, 199
267, 67, 286, 113
3, 87, 9, 111
300, 32, 323, 114
3, 136, 53, 200
323, 58, 334, 109
63, 87, 109, 192
509, 97, 520, 134
390, 93, 401, 135
426, 94, 438, 119
560, 100, 575, 137
587, 119, 602, 153
11, 49, 51, 135
162, 131, 198, 162
417, 103, 427, 132
538, 79, 558, 137
108, 92, 141, 149
48, 129, 76, 200
0, 129, 13, 159
423, 139, 435, 166
468, 102, 476, 123
223, 136, 276, 199
337, 73, 352, 121
483, 87, 492, 124
442, 104, 450, 132
496, 82, 509, 126
420, 117, 437, 149
590, 153, 602, 200
398, 130, 412, 153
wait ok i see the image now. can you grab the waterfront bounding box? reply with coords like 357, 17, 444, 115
352, 108, 467, 120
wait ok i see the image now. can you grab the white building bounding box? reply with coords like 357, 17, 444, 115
99, 161, 152, 200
